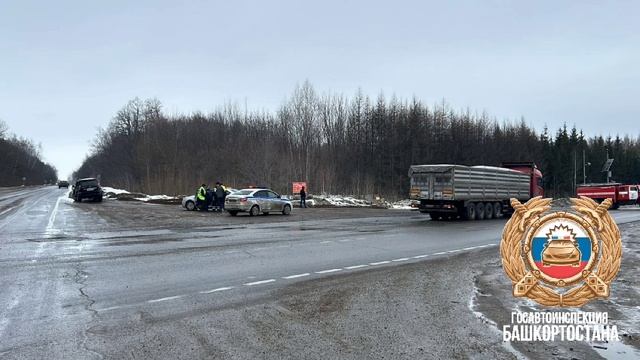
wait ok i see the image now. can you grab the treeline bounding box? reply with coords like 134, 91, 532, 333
74, 82, 640, 198
0, 120, 58, 186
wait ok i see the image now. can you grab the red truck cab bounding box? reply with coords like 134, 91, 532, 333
576, 183, 639, 209
501, 162, 545, 198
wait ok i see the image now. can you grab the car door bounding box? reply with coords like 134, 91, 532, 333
267, 191, 283, 211
253, 190, 270, 211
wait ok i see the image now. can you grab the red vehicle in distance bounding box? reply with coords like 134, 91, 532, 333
576, 183, 639, 209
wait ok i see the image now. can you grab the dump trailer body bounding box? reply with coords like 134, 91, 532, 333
409, 164, 534, 220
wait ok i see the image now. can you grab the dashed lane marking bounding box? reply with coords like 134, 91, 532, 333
282, 273, 310, 279
0, 207, 15, 216
95, 242, 500, 312
244, 279, 276, 286
369, 261, 391, 265
344, 264, 368, 270
147, 295, 183, 303
315, 268, 342, 274
200, 286, 234, 294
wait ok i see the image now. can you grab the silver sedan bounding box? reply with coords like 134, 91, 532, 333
224, 188, 292, 216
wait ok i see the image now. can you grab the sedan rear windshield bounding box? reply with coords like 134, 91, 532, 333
235, 190, 255, 195
78, 180, 98, 187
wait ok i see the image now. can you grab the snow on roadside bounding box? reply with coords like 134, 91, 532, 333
101, 186, 179, 203
101, 187, 130, 196
312, 195, 371, 207
388, 199, 416, 210
134, 195, 179, 202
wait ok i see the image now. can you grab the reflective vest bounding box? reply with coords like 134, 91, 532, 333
197, 186, 206, 201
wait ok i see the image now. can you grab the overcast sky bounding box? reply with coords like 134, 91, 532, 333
1, 1, 638, 178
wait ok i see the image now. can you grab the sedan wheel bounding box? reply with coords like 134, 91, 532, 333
249, 205, 260, 216
282, 205, 291, 215
185, 201, 195, 211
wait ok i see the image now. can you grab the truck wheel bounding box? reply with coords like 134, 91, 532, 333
429, 212, 440, 221
493, 202, 502, 218
465, 205, 476, 220
484, 202, 493, 219
475, 202, 485, 220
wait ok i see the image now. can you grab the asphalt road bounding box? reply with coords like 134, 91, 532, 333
1, 186, 639, 359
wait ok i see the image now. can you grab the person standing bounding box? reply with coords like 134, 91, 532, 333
196, 184, 207, 211
215, 182, 226, 211
299, 186, 307, 208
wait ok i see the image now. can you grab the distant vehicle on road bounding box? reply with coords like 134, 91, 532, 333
576, 183, 638, 210
182, 188, 237, 211
71, 178, 103, 202
58, 180, 69, 188
408, 162, 544, 220
224, 188, 292, 216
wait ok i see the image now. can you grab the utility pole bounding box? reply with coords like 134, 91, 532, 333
582, 149, 589, 184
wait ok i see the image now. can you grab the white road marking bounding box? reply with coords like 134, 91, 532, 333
315, 268, 342, 274
432, 252, 446, 255
391, 258, 410, 262
46, 196, 63, 234
96, 305, 122, 312
447, 249, 460, 253
282, 273, 310, 279
200, 286, 234, 294
319, 240, 332, 244
369, 261, 391, 265
244, 279, 276, 286
147, 295, 183, 303
344, 264, 368, 270
0, 207, 15, 216
461, 246, 478, 251
413, 254, 429, 259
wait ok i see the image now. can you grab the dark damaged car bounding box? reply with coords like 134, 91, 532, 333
71, 178, 103, 202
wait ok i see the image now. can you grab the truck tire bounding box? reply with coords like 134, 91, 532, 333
484, 202, 493, 219
465, 204, 476, 220
475, 202, 485, 220
493, 202, 502, 218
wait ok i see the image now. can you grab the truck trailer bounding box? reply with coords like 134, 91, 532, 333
576, 183, 638, 209
408, 162, 544, 220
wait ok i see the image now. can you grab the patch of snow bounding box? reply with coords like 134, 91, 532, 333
101, 186, 130, 195
313, 195, 371, 207
388, 199, 415, 210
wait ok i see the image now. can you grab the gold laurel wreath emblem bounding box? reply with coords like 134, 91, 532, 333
500, 196, 622, 307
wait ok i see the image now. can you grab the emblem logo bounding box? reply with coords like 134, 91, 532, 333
500, 197, 622, 307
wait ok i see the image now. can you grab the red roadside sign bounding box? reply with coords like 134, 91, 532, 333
292, 182, 307, 194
